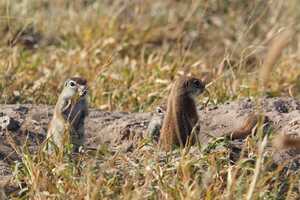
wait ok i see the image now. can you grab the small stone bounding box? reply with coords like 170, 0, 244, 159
274, 100, 289, 113
14, 106, 29, 115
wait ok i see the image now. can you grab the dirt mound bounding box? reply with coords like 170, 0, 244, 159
1, 97, 300, 178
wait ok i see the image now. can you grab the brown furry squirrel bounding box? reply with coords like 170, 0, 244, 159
46, 77, 88, 153
227, 113, 269, 140
159, 76, 205, 151
158, 76, 270, 151
273, 134, 300, 151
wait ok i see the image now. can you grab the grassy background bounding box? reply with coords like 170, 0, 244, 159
1, 0, 300, 199
1, 0, 300, 111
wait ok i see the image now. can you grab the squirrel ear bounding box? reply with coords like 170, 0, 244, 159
184, 80, 190, 88
64, 80, 69, 87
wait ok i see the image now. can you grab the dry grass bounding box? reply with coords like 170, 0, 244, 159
1, 0, 300, 199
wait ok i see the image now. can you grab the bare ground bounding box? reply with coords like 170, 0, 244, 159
1, 97, 300, 183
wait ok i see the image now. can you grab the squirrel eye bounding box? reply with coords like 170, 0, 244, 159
69, 81, 76, 88
193, 80, 201, 87
156, 107, 163, 113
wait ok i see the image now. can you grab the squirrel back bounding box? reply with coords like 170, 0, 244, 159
159, 76, 205, 151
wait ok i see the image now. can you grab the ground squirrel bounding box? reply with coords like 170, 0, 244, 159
228, 113, 269, 140
273, 134, 300, 151
151, 105, 269, 149
147, 105, 166, 141
159, 76, 205, 151
46, 77, 88, 153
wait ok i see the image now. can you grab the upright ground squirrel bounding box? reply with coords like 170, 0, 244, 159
159, 76, 205, 151
46, 77, 88, 153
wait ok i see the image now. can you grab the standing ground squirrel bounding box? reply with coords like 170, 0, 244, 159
46, 77, 88, 153
159, 76, 205, 151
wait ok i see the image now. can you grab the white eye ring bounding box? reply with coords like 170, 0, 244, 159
156, 107, 163, 114
69, 80, 76, 88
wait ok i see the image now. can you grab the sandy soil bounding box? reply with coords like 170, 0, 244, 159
1, 97, 300, 180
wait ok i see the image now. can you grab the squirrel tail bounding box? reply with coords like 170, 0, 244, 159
273, 134, 300, 150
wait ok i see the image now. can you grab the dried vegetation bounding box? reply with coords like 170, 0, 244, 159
1, 0, 300, 199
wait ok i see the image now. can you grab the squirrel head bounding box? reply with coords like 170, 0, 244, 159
176, 76, 205, 98
60, 77, 88, 100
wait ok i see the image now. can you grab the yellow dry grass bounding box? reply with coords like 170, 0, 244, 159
1, 0, 300, 199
